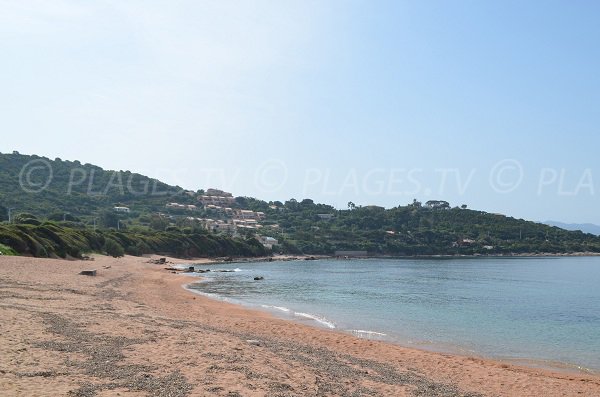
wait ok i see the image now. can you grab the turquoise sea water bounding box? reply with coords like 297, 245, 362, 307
186, 257, 600, 373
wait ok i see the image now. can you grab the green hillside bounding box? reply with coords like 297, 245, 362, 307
0, 151, 191, 219
252, 199, 600, 255
1, 151, 600, 258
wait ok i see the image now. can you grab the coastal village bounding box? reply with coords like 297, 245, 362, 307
116, 188, 279, 250
108, 190, 518, 255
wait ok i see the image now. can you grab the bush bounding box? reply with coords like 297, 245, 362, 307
103, 238, 125, 258
12, 213, 38, 224
0, 243, 16, 255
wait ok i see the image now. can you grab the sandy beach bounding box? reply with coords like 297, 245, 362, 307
1, 255, 599, 397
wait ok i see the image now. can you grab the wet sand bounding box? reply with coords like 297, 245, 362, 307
1, 255, 598, 396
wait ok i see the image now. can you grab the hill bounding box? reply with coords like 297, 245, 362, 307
245, 199, 600, 255
0, 151, 192, 220
2, 151, 600, 258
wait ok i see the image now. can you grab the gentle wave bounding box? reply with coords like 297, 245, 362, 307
293, 312, 336, 329
261, 304, 292, 313
172, 264, 191, 270
187, 286, 335, 329
183, 284, 234, 303
349, 329, 387, 337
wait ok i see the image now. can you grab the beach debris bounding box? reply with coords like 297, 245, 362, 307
103, 265, 111, 269
253, 276, 264, 281
246, 339, 262, 346
147, 257, 168, 265
188, 266, 195, 272
195, 269, 211, 273
79, 269, 97, 276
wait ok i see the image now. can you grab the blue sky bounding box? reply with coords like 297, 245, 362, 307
1, 1, 599, 223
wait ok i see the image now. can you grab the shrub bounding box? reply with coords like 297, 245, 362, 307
103, 238, 125, 258
0, 243, 17, 255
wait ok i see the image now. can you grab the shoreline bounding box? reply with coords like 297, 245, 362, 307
176, 254, 600, 377
167, 251, 600, 268
181, 272, 598, 378
2, 254, 600, 396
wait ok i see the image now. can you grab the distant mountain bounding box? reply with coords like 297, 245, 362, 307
544, 221, 600, 236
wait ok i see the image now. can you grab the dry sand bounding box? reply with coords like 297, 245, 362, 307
1, 255, 598, 397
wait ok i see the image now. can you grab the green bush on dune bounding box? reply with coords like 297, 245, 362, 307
0, 221, 269, 259
103, 238, 125, 258
0, 243, 17, 256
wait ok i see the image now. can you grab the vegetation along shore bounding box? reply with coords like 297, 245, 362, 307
2, 152, 600, 260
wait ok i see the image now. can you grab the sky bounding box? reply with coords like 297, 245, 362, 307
1, 1, 600, 223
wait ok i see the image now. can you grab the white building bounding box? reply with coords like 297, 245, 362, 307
317, 213, 334, 220
166, 203, 198, 211
234, 210, 265, 221
200, 219, 236, 234
199, 195, 236, 206
259, 236, 279, 249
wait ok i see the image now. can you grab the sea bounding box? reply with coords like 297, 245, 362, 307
185, 256, 600, 373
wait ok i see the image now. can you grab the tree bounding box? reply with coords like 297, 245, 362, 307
285, 198, 299, 210
425, 200, 450, 210
461, 204, 468, 209
235, 196, 248, 208
100, 210, 120, 228
347, 201, 356, 210
149, 214, 169, 231
0, 204, 7, 222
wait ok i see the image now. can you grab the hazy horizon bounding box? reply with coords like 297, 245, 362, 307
2, 1, 599, 224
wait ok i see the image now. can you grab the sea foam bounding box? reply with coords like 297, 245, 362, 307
293, 312, 336, 329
